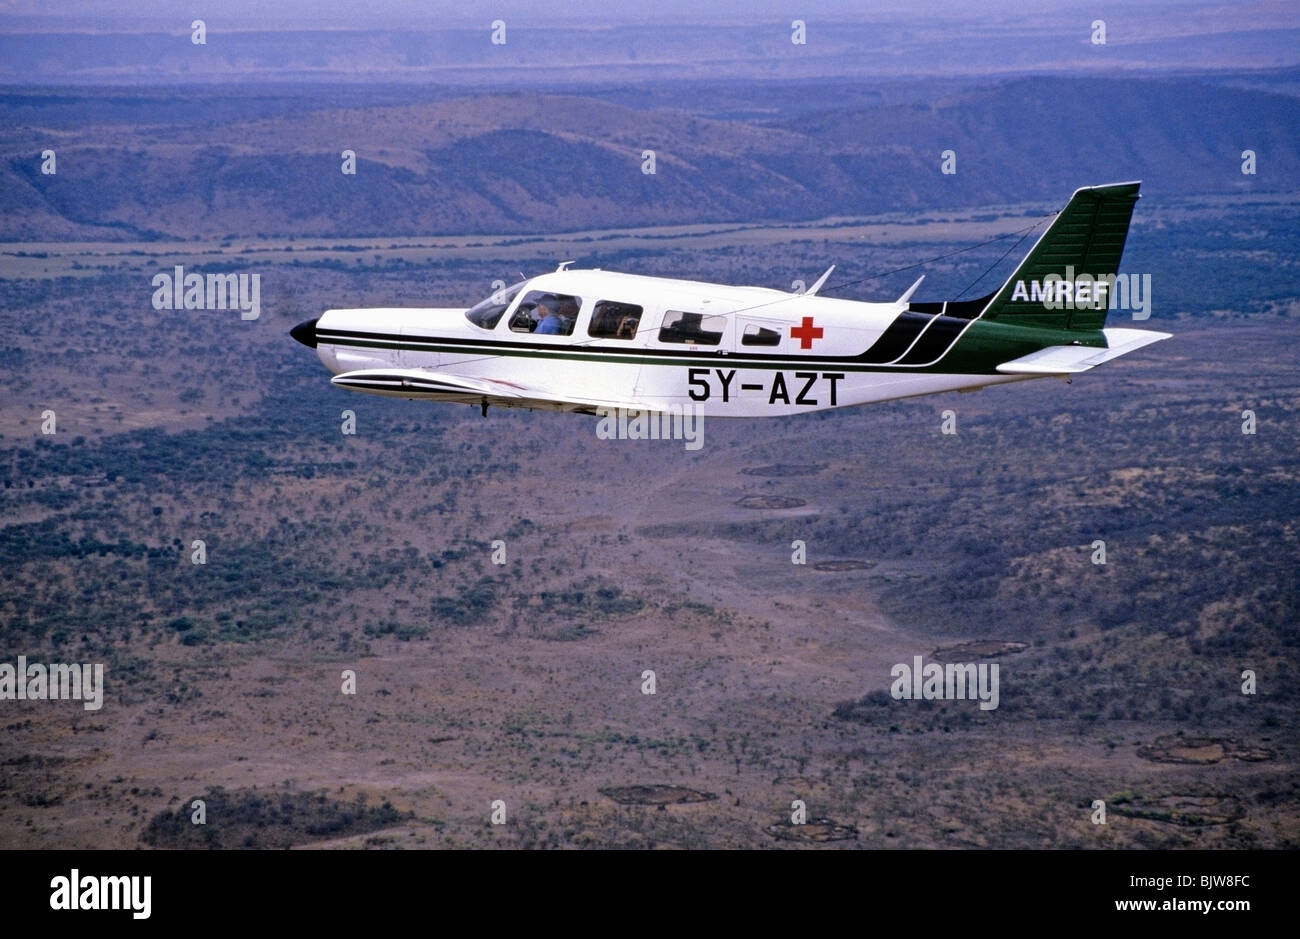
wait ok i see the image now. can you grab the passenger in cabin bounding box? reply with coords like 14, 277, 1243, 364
558, 297, 581, 328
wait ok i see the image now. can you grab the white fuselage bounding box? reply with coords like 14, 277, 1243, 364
310, 269, 1030, 417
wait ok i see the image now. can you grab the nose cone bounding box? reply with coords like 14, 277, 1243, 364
290, 318, 319, 348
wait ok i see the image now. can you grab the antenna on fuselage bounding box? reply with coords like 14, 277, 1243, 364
896, 274, 925, 305
555, 260, 575, 272
804, 265, 835, 297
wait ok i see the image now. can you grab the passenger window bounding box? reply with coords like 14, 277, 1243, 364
588, 301, 643, 340
659, 310, 725, 345
741, 323, 781, 346
509, 291, 582, 336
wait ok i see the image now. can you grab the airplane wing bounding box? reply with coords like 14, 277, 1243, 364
329, 367, 646, 414
995, 328, 1172, 375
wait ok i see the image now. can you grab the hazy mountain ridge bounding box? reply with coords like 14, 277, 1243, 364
2, 76, 1297, 241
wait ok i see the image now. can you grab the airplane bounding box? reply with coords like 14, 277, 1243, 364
291, 181, 1170, 418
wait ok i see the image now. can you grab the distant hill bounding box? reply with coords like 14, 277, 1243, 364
2, 76, 1297, 241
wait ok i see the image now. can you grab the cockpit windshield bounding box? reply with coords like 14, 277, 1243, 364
465, 281, 525, 329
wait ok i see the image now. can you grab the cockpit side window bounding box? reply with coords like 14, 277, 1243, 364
588, 301, 643, 340
509, 291, 582, 336
465, 281, 524, 330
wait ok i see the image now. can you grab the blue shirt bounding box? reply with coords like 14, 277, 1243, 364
536, 314, 564, 334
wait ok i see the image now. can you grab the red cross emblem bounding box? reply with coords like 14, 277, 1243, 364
789, 316, 824, 349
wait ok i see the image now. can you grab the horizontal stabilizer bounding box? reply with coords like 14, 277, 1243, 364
996, 328, 1172, 374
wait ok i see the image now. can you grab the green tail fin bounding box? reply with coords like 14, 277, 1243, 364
980, 181, 1140, 331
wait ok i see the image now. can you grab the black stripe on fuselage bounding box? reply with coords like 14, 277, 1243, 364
907, 290, 996, 320
895, 315, 970, 365
857, 312, 934, 364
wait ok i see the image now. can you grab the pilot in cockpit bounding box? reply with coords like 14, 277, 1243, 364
536, 302, 565, 334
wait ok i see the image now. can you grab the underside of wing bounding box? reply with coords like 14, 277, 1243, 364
995, 328, 1172, 375
330, 367, 643, 414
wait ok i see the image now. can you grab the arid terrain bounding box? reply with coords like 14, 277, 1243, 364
2, 192, 1297, 847
3, 52, 1299, 849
